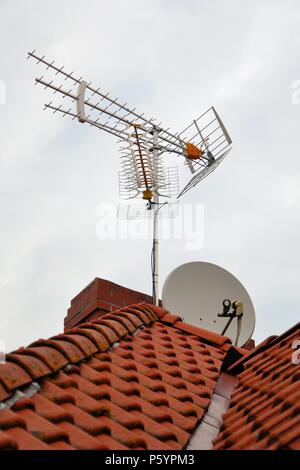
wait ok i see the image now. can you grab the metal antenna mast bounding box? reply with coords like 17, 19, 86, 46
27, 50, 232, 306
151, 127, 160, 305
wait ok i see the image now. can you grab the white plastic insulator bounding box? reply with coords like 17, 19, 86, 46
76, 80, 88, 123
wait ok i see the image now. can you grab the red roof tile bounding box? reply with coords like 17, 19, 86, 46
213, 322, 300, 450
1, 300, 299, 450
0, 303, 232, 450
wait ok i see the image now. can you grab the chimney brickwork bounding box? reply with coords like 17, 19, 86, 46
64, 278, 153, 330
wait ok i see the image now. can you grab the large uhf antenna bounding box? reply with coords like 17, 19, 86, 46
27, 50, 232, 305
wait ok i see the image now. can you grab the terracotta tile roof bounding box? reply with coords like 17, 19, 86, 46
0, 303, 234, 450
1, 300, 299, 450
213, 322, 300, 450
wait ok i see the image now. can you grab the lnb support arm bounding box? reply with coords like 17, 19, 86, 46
218, 299, 244, 345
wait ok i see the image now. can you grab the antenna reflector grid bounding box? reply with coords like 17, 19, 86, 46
178, 147, 232, 198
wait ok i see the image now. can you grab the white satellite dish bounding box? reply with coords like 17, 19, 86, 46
162, 262, 255, 347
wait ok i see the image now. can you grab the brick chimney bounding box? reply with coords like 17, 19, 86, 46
64, 278, 153, 330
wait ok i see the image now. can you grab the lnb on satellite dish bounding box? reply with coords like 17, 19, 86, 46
162, 262, 255, 347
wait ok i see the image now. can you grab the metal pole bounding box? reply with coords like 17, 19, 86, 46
152, 191, 159, 306
152, 128, 159, 306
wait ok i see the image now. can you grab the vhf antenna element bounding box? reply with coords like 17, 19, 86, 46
27, 50, 233, 306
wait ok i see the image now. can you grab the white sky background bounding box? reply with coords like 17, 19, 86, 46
0, 0, 300, 351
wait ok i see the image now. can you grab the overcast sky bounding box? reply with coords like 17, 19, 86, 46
0, 0, 300, 352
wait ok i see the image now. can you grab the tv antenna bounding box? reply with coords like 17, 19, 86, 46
27, 50, 232, 306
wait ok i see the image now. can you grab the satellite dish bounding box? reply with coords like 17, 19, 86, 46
162, 262, 255, 347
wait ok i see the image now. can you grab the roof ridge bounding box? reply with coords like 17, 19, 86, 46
226, 321, 300, 374
0, 301, 236, 405
142, 303, 232, 348
0, 303, 159, 402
